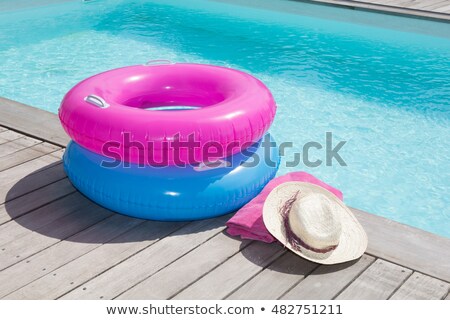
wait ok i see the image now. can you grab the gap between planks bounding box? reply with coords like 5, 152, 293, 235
0, 141, 60, 172
56, 215, 232, 300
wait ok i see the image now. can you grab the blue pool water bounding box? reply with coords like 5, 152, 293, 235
0, 0, 449, 237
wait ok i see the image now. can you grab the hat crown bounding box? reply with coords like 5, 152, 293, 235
288, 193, 342, 250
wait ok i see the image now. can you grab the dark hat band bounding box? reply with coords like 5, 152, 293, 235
280, 191, 338, 254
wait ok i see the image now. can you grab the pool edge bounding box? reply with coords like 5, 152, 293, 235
0, 96, 68, 147
300, 0, 450, 22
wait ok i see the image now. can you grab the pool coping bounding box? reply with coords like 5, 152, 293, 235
1, 95, 449, 283
302, 0, 450, 22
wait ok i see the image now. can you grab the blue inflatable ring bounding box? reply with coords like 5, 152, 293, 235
63, 134, 279, 221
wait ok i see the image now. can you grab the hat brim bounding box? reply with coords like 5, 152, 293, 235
263, 182, 368, 265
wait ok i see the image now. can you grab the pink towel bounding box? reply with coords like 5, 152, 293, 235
226, 172, 343, 243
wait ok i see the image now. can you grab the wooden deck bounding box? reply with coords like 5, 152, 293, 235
308, 0, 450, 21
0, 97, 449, 300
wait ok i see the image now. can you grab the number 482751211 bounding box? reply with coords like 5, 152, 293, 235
271, 304, 342, 315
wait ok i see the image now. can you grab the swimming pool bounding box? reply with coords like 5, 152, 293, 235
0, 0, 449, 237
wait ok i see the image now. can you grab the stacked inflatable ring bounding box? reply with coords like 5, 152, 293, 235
59, 62, 279, 221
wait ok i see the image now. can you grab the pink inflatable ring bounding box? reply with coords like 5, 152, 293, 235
59, 62, 276, 165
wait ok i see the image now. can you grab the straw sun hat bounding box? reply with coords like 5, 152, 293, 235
263, 182, 368, 264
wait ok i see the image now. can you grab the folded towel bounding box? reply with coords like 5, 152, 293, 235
226, 172, 343, 243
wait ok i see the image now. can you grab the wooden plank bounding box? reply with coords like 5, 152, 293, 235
117, 232, 252, 300
391, 0, 450, 13
316, 0, 444, 11
390, 272, 450, 300
416, 1, 450, 10
281, 255, 375, 300
0, 213, 145, 298
0, 156, 65, 205
0, 97, 69, 147
58, 216, 230, 300
0, 137, 41, 158
306, 0, 450, 21
0, 142, 60, 172
0, 178, 76, 225
47, 148, 65, 161
381, 0, 416, 7
352, 207, 450, 282
0, 154, 60, 189
6, 220, 186, 299
437, 3, 450, 12
336, 259, 412, 300
0, 201, 112, 271
0, 192, 91, 246
0, 130, 23, 140
172, 241, 285, 300
0, 130, 23, 144
227, 252, 318, 300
